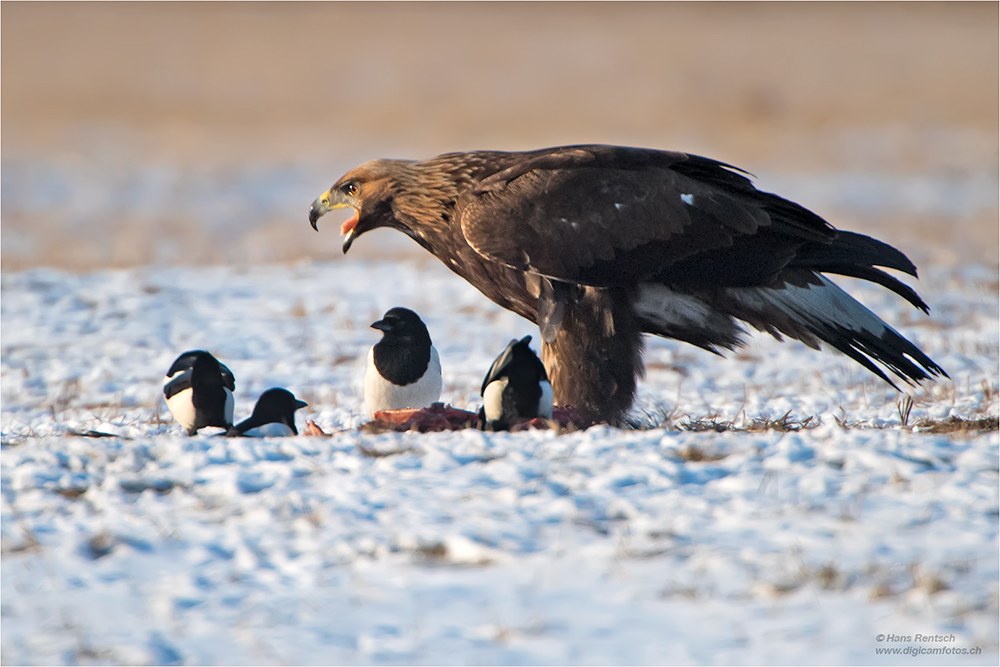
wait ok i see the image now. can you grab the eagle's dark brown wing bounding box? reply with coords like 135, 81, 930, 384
458, 145, 836, 288
452, 144, 943, 391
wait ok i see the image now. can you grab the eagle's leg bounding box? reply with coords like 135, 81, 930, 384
541, 287, 644, 425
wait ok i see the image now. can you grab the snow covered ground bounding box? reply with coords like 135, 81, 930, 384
2, 257, 998, 664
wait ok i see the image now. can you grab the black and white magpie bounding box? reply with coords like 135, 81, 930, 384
163, 350, 235, 435
229, 388, 308, 437
364, 307, 443, 419
479, 335, 554, 431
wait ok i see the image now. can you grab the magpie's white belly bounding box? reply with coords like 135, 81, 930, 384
164, 385, 234, 433
364, 346, 442, 419
482, 378, 508, 422
165, 387, 197, 432
242, 422, 295, 438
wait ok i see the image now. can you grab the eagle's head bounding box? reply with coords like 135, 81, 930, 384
309, 159, 427, 253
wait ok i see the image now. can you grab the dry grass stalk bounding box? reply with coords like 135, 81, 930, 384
913, 415, 999, 434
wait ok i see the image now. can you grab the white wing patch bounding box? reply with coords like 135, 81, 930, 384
680, 194, 695, 206
727, 275, 887, 338
635, 284, 714, 329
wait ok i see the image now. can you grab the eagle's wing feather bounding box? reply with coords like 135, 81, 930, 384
459, 148, 833, 287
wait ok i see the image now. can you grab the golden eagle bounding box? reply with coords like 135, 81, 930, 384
309, 145, 945, 424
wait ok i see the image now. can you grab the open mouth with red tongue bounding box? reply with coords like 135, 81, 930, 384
340, 211, 359, 236
340, 209, 362, 253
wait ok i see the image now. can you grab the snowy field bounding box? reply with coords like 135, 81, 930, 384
1, 257, 998, 665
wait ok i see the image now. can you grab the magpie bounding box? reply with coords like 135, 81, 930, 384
479, 335, 553, 431
163, 350, 235, 435
364, 307, 443, 419
229, 388, 308, 437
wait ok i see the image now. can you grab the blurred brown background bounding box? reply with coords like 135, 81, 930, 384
2, 2, 997, 271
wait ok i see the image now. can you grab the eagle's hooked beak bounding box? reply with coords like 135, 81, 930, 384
309, 189, 359, 253
308, 190, 335, 231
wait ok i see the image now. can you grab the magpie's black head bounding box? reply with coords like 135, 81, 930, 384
509, 336, 547, 381
480, 335, 547, 394
240, 388, 308, 434
165, 350, 235, 392
370, 307, 435, 386
371, 307, 432, 348
166, 350, 206, 378
191, 352, 225, 388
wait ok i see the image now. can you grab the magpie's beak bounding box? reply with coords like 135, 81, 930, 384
371, 319, 391, 332
294, 399, 308, 410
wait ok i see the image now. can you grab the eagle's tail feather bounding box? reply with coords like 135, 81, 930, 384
798, 230, 918, 274
816, 265, 928, 313
722, 274, 947, 385
792, 231, 928, 311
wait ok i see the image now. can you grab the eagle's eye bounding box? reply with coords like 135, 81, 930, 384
341, 183, 359, 197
